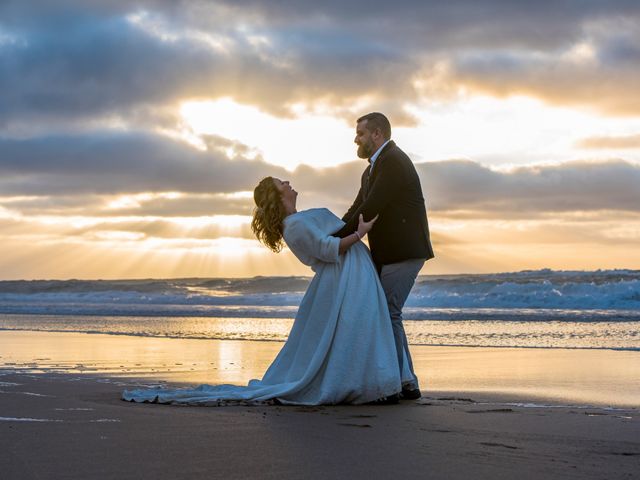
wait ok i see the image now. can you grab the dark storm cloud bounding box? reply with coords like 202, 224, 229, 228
419, 159, 640, 213
2, 129, 639, 216
2, 1, 640, 224
3, 0, 640, 132
0, 0, 417, 127
0, 133, 287, 195
449, 47, 640, 116
0, 5, 269, 121
289, 157, 640, 215
211, 0, 637, 50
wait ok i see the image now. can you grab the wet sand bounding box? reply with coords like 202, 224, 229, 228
1, 330, 639, 407
1, 371, 638, 480
1, 330, 639, 479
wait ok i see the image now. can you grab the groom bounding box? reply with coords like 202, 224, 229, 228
335, 112, 434, 400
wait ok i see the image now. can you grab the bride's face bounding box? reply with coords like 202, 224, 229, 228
272, 178, 298, 204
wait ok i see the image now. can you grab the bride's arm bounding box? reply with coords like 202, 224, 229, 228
338, 214, 378, 255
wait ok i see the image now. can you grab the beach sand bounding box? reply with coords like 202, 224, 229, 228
1, 330, 639, 479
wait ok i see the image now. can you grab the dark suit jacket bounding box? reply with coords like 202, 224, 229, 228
334, 140, 434, 267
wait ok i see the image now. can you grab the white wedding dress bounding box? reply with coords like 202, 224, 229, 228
122, 208, 402, 405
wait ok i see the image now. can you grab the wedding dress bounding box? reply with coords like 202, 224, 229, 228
122, 208, 402, 405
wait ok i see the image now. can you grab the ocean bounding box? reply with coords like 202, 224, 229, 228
1, 269, 639, 351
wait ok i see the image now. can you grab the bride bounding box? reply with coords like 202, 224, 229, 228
123, 177, 404, 405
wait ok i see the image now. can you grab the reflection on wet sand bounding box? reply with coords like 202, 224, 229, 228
1, 330, 639, 408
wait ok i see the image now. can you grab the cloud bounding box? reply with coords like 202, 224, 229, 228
0, 192, 255, 217
576, 134, 640, 149
419, 159, 640, 213
3, 1, 640, 278
71, 218, 255, 242
205, 1, 638, 50
1, 128, 638, 278
0, 1, 419, 129
2, 129, 638, 218
3, 0, 640, 136
104, 193, 255, 217
435, 15, 640, 115
0, 132, 288, 195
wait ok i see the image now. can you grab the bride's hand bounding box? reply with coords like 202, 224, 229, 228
357, 213, 379, 238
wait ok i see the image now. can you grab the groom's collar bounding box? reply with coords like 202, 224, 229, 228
368, 139, 392, 167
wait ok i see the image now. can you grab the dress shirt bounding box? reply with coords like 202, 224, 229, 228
369, 139, 391, 173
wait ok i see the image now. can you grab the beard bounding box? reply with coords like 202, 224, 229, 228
357, 140, 374, 159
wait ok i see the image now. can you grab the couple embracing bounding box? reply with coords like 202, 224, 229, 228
124, 112, 434, 405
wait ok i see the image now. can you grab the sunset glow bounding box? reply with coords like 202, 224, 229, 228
1, 1, 639, 279
180, 98, 356, 169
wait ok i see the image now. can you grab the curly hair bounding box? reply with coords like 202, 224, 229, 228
251, 176, 287, 252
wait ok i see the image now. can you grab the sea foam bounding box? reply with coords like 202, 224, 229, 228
0, 270, 639, 317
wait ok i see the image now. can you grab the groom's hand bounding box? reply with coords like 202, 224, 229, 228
358, 213, 379, 237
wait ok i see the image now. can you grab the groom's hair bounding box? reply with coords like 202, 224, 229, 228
357, 112, 391, 140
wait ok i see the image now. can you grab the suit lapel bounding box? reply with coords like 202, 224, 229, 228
368, 140, 395, 181
361, 167, 370, 198
362, 141, 395, 199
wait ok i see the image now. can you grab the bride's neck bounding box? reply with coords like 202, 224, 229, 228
282, 199, 297, 216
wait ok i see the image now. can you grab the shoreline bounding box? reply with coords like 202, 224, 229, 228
0, 327, 640, 352
1, 325, 640, 352
2, 330, 639, 409
2, 311, 639, 352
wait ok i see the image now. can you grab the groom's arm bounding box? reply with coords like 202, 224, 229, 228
333, 189, 362, 238
334, 157, 404, 237
341, 188, 363, 222
333, 169, 367, 238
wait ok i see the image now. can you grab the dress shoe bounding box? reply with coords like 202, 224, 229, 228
400, 387, 421, 400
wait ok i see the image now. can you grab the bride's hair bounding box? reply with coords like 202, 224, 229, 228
251, 176, 287, 253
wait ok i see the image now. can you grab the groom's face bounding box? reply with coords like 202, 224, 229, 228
355, 120, 376, 159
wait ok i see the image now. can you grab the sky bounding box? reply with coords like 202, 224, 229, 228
1, 0, 640, 279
